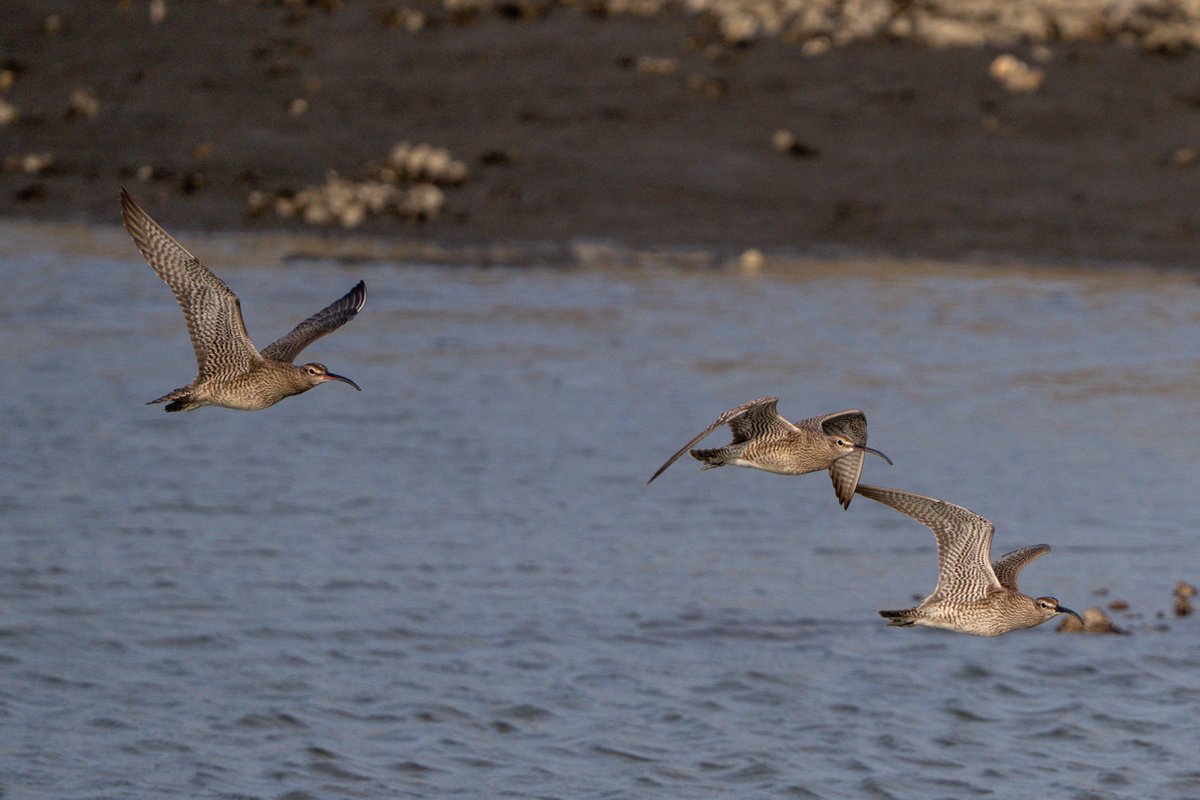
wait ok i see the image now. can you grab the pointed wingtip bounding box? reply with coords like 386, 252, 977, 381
119, 186, 147, 234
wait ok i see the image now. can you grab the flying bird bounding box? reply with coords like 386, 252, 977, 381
647, 396, 891, 509
121, 188, 365, 411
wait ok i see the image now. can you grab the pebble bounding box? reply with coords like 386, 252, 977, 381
1168, 147, 1198, 170
1175, 581, 1196, 617
3, 152, 54, 175
989, 54, 1044, 93
67, 88, 100, 120
636, 55, 680, 75
736, 248, 764, 274
772, 128, 819, 159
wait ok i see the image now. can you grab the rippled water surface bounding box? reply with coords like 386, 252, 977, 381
3, 225, 1200, 799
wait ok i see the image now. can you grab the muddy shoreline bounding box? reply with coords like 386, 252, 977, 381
3, 2, 1200, 268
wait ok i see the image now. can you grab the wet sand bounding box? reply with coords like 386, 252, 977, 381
3, 2, 1200, 267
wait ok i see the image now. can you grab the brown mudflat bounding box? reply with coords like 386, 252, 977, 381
3, 3, 1200, 267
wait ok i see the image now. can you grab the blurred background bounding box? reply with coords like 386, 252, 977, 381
3, 0, 1200, 266
4, 3, 1200, 799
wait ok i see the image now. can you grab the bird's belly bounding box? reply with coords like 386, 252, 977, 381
918, 604, 1006, 637
203, 378, 289, 411
733, 448, 825, 475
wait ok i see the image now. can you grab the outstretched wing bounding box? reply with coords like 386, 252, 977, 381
855, 484, 1002, 602
647, 396, 793, 484
828, 452, 864, 510
726, 397, 798, 443
820, 410, 869, 509
991, 545, 1051, 591
121, 188, 259, 379
260, 281, 367, 363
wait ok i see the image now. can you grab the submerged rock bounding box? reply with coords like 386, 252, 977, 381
1057, 606, 1126, 634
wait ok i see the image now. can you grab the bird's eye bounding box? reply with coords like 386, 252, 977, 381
307, 367, 318, 375
836, 439, 846, 446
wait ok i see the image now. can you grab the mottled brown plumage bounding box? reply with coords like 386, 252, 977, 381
855, 484, 1082, 636
121, 188, 365, 411
647, 397, 892, 509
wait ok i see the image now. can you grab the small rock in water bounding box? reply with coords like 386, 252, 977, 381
737, 248, 764, 274
1174, 581, 1196, 616
1057, 606, 1125, 634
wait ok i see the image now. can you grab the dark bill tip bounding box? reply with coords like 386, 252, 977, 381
854, 444, 894, 466
1058, 605, 1084, 625
323, 372, 361, 391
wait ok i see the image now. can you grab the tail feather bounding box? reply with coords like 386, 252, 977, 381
879, 608, 921, 627
148, 385, 199, 412
690, 446, 733, 469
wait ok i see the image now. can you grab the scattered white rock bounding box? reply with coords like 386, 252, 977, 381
737, 248, 765, 274
1168, 147, 1198, 170
3, 152, 54, 174
989, 54, 1045, 93
255, 171, 449, 227
68, 87, 100, 120
388, 141, 469, 184
636, 55, 680, 75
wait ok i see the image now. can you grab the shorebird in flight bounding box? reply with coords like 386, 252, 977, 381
121, 188, 365, 411
647, 396, 891, 509
856, 484, 1082, 636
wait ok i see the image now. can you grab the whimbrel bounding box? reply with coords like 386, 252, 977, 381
121, 189, 365, 411
855, 484, 1082, 636
647, 397, 892, 509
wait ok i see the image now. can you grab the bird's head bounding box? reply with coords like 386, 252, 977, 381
830, 436, 893, 465
1035, 596, 1082, 625
298, 362, 361, 391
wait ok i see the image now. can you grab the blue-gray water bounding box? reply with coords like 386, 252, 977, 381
3, 224, 1199, 799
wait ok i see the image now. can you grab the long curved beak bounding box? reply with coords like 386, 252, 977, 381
322, 371, 361, 391
853, 444, 893, 466
1057, 605, 1084, 625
